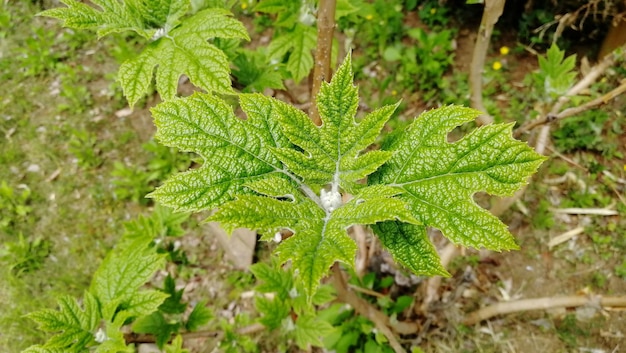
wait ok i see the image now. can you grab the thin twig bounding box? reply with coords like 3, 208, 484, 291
464, 295, 626, 325
515, 80, 626, 137
309, 0, 336, 125
469, 0, 505, 126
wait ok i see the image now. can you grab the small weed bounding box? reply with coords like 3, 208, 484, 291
382, 28, 455, 100
320, 303, 394, 353
68, 128, 103, 168
615, 260, 626, 279
0, 234, 51, 275
590, 272, 607, 289
531, 199, 554, 230
418, 0, 450, 28
0, 181, 32, 234
556, 314, 588, 348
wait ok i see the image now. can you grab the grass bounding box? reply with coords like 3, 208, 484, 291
0, 2, 154, 351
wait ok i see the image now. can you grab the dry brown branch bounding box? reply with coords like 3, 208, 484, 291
309, 0, 336, 125
515, 80, 626, 137
469, 0, 505, 126
464, 295, 626, 325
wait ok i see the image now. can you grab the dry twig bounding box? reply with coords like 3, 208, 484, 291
464, 295, 626, 325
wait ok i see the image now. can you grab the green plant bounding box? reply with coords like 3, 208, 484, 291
320, 303, 395, 353
382, 28, 455, 100
0, 181, 32, 233
39, 0, 250, 107
615, 259, 626, 279
151, 56, 543, 301
26, 1, 547, 352
0, 234, 51, 275
417, 0, 450, 28
68, 128, 103, 168
250, 261, 335, 350
531, 44, 577, 102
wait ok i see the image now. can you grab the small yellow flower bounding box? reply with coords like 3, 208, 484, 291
430, 8, 437, 15
241, 2, 248, 10
391, 90, 398, 96
365, 14, 373, 20
492, 61, 502, 70
623, 164, 626, 171
499, 46, 509, 55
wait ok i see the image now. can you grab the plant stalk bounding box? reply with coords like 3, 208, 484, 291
469, 0, 505, 126
309, 0, 336, 125
308, 1, 410, 350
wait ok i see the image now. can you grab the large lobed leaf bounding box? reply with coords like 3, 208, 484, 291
38, 0, 149, 38
151, 54, 543, 300
370, 105, 546, 261
148, 93, 291, 212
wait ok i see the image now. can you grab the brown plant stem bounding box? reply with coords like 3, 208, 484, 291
309, 0, 336, 125
464, 295, 626, 325
308, 1, 410, 350
469, 0, 505, 126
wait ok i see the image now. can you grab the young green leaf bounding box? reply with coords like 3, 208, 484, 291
90, 238, 167, 316
533, 44, 577, 101
132, 312, 181, 348
185, 300, 213, 331
26, 291, 99, 352
370, 105, 546, 254
267, 24, 316, 83
293, 314, 335, 349
255, 296, 291, 330
272, 53, 395, 192
164, 335, 189, 353
37, 0, 149, 38
250, 262, 294, 300
118, 8, 250, 106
